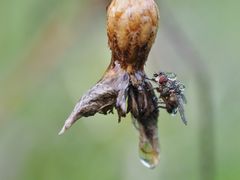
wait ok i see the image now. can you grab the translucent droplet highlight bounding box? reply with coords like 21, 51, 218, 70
139, 140, 159, 169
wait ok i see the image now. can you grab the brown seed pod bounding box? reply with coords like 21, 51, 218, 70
107, 0, 159, 72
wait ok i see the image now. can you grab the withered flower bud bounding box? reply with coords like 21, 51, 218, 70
59, 0, 160, 169
107, 0, 159, 72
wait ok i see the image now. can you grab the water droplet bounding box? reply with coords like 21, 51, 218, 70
139, 140, 159, 169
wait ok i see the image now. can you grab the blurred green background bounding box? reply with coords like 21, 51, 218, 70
0, 0, 239, 180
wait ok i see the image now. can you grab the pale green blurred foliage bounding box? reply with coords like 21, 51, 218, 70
0, 0, 239, 180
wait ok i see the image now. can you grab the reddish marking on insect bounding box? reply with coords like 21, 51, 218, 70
158, 75, 168, 84
148, 71, 187, 125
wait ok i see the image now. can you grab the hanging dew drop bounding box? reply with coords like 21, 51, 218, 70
139, 140, 159, 169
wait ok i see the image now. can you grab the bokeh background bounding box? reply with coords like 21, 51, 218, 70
0, 0, 239, 179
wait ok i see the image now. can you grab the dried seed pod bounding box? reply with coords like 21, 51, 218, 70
107, 0, 159, 71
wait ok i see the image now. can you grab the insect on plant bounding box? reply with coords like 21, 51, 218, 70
147, 72, 187, 125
